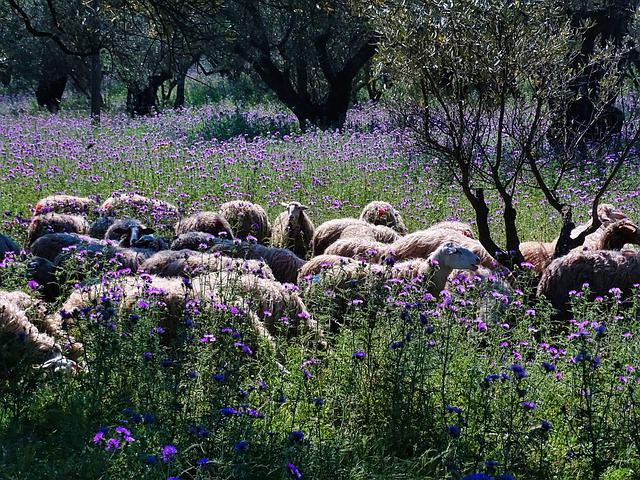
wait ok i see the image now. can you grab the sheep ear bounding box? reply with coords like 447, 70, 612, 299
300, 204, 309, 210
280, 202, 289, 208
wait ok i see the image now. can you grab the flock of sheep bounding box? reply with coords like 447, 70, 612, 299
1, 193, 640, 373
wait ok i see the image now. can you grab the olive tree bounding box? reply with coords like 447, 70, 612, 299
365, 0, 640, 268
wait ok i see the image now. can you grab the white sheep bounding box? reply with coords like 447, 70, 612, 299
271, 202, 315, 258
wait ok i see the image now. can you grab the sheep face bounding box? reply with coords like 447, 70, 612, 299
106, 220, 154, 247
281, 201, 309, 225
435, 242, 480, 270
132, 234, 168, 251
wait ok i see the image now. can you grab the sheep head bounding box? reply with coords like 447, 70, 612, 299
430, 242, 480, 271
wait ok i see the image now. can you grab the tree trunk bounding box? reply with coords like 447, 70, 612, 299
35, 71, 67, 113
556, 1, 637, 142
127, 71, 172, 116
174, 73, 186, 109
89, 50, 102, 123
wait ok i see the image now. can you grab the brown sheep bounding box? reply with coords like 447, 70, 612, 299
219, 200, 271, 243
271, 202, 315, 258
359, 201, 408, 234
428, 221, 476, 239
26, 214, 91, 245
174, 212, 234, 239
312, 218, 400, 255
519, 219, 640, 274
297, 254, 360, 283
324, 237, 388, 262
34, 195, 97, 215
519, 241, 556, 274
140, 249, 275, 280
537, 249, 640, 320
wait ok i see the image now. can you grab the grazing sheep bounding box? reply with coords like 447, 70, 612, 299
271, 202, 315, 258
174, 212, 234, 239
385, 228, 498, 270
0, 233, 21, 257
34, 195, 97, 215
89, 216, 116, 239
359, 201, 408, 234
209, 242, 305, 284
101, 193, 179, 219
105, 219, 154, 246
537, 249, 640, 320
219, 200, 271, 242
312, 218, 400, 255
140, 249, 275, 280
171, 232, 229, 251
587, 219, 640, 250
26, 213, 91, 245
131, 234, 169, 252
324, 237, 388, 262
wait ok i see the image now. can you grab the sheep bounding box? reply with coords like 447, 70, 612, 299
519, 219, 640, 274
359, 201, 408, 234
34, 195, 97, 215
388, 242, 481, 294
171, 232, 230, 251
89, 216, 116, 239
0, 233, 21, 257
312, 218, 401, 255
324, 237, 388, 262
567, 203, 627, 240
385, 228, 498, 270
271, 202, 315, 258
26, 213, 91, 245
537, 249, 640, 320
140, 249, 275, 280
219, 200, 271, 242
100, 193, 179, 219
519, 241, 556, 274
192, 272, 322, 343
52, 272, 323, 351
0, 290, 77, 373
105, 219, 154, 246
29, 233, 108, 261
174, 212, 234, 239
297, 254, 360, 284
131, 234, 170, 252
304, 242, 480, 333
209, 241, 305, 284
428, 221, 476, 238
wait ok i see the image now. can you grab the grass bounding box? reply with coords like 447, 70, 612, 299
1, 104, 640, 479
